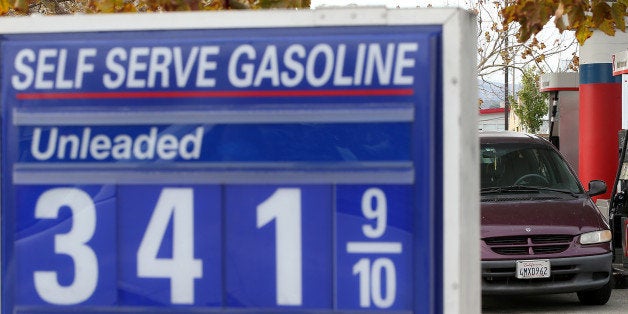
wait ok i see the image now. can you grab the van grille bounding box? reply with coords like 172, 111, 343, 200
484, 235, 574, 256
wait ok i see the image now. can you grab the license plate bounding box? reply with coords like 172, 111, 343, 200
516, 259, 550, 279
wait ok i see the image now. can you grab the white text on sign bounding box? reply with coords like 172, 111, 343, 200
11, 43, 419, 91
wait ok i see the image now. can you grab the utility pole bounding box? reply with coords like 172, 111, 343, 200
504, 36, 509, 131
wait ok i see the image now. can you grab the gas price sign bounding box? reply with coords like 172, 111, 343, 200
0, 8, 478, 314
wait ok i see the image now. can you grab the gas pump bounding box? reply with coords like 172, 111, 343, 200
609, 130, 628, 277
539, 72, 580, 173
609, 51, 628, 282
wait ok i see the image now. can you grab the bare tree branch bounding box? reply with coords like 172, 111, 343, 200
474, 0, 577, 107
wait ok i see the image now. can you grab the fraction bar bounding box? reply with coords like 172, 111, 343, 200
346, 242, 402, 254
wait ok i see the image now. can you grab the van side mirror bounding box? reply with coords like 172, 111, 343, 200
587, 180, 607, 197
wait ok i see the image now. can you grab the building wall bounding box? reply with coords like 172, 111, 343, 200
478, 108, 505, 131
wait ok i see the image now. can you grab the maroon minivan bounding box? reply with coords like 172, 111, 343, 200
480, 132, 613, 305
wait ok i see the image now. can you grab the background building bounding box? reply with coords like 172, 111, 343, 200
478, 107, 505, 132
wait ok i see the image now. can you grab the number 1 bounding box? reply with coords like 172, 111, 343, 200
257, 188, 303, 306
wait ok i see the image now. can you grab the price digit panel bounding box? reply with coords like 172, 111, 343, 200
11, 184, 416, 311
1, 23, 443, 313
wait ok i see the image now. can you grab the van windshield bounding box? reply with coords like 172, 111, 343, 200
480, 143, 583, 194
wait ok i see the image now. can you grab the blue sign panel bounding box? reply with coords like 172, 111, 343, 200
1, 22, 443, 314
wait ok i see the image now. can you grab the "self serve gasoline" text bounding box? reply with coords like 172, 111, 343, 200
10, 43, 419, 91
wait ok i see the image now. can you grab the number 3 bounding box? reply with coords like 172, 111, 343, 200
33, 188, 98, 305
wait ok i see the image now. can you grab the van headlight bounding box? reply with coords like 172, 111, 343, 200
579, 230, 612, 244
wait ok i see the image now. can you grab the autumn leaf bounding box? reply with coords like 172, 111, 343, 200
90, 0, 136, 12
502, 0, 628, 45
0, 0, 300, 16
612, 2, 626, 32
121, 2, 137, 12
555, 15, 567, 31
501, 4, 518, 25
0, 0, 11, 14
501, 0, 558, 43
591, 1, 611, 28
565, 3, 586, 29
205, 0, 224, 10
518, 26, 532, 43
91, 0, 113, 12
598, 19, 616, 36
554, 1, 564, 20
12, 0, 30, 12
575, 24, 593, 45
554, 2, 568, 30
531, 37, 539, 46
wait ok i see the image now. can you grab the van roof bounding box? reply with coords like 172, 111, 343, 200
479, 131, 549, 146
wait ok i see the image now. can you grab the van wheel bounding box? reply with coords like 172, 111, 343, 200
577, 278, 613, 305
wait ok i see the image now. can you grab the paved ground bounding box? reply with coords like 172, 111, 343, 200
483, 276, 628, 313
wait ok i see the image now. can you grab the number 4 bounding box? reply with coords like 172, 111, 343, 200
137, 188, 202, 304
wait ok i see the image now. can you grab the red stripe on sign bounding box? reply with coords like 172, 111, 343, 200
16, 88, 414, 100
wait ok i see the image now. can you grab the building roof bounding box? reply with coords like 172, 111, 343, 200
479, 108, 505, 115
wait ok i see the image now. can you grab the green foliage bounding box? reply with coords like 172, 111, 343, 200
502, 0, 628, 45
509, 67, 548, 134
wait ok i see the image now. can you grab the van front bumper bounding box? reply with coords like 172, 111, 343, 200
482, 253, 612, 295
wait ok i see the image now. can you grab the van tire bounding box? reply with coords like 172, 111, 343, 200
576, 277, 613, 305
